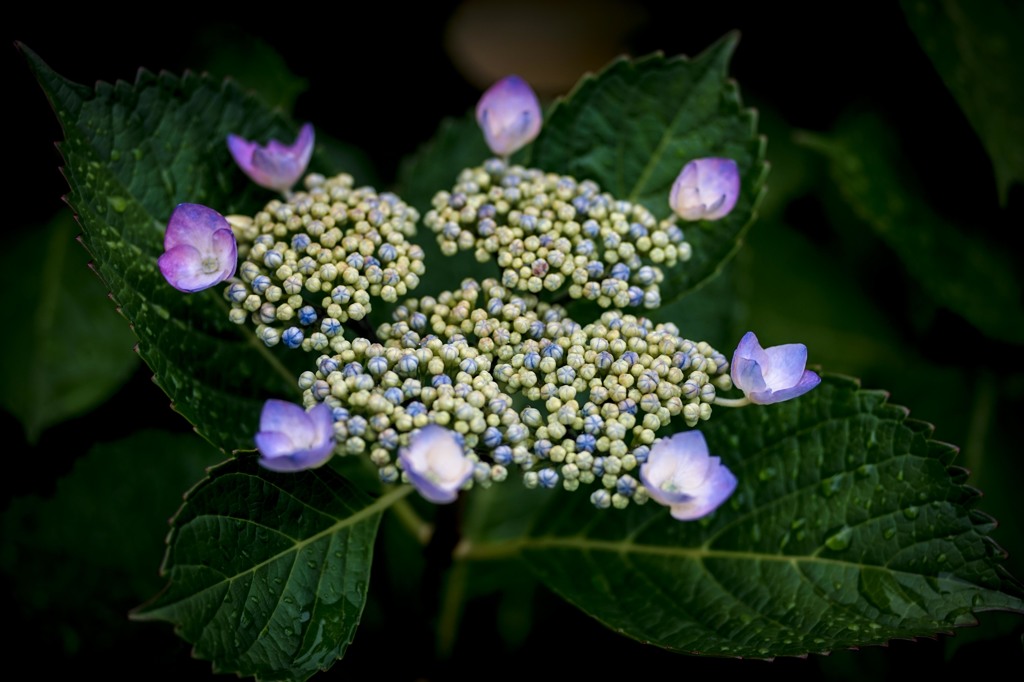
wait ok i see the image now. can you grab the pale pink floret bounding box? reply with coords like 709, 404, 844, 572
640, 431, 737, 521
157, 203, 237, 293
399, 425, 474, 504
731, 331, 821, 405
476, 75, 542, 157
669, 157, 740, 221
227, 123, 314, 192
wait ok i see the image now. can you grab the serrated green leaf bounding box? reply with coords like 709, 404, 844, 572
465, 375, 1023, 657
798, 114, 1024, 345
530, 35, 767, 300
23, 46, 307, 451
0, 212, 138, 441
133, 455, 408, 681
901, 0, 1024, 204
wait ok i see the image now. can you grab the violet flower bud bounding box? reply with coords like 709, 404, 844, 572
157, 203, 237, 292
227, 123, 315, 193
731, 331, 821, 405
254, 399, 335, 472
639, 431, 736, 521
476, 75, 542, 157
399, 424, 474, 504
669, 157, 740, 221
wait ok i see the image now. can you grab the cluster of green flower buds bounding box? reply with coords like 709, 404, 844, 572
224, 173, 424, 351
424, 159, 691, 309
298, 278, 731, 509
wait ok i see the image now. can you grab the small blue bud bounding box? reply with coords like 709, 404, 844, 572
534, 439, 552, 458
590, 489, 612, 510
493, 445, 513, 465
330, 286, 351, 305
575, 433, 597, 453
432, 375, 453, 387
291, 233, 311, 251
482, 427, 503, 448
538, 468, 559, 489
627, 287, 644, 307
263, 250, 283, 268
523, 352, 541, 370
298, 306, 318, 326
611, 263, 630, 280
384, 387, 404, 405
398, 355, 420, 375
616, 475, 638, 496
348, 416, 368, 436
282, 327, 304, 348
342, 361, 363, 378
320, 318, 342, 337
367, 356, 389, 376
406, 401, 427, 416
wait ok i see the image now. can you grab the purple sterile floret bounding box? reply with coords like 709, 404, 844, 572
399, 424, 474, 504
254, 399, 335, 473
227, 123, 315, 192
476, 75, 542, 157
731, 331, 821, 405
669, 157, 740, 222
157, 203, 237, 293
639, 431, 737, 521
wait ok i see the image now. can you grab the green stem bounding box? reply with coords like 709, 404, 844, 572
454, 537, 523, 562
212, 293, 300, 397
965, 370, 995, 476
713, 395, 751, 408
389, 496, 434, 545
436, 558, 469, 660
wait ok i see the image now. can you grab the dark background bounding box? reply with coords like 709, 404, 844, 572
5, 1, 1022, 679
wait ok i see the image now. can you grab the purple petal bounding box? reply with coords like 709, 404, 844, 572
476, 75, 542, 156
255, 430, 296, 458
731, 332, 769, 395
226, 124, 315, 192
668, 458, 737, 521
762, 343, 808, 389
254, 399, 335, 472
158, 244, 225, 293
164, 203, 229, 251
752, 370, 821, 405
259, 399, 312, 437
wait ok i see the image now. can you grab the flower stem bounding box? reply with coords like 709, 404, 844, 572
436, 558, 469, 660
389, 496, 434, 545
713, 395, 751, 408
212, 293, 300, 396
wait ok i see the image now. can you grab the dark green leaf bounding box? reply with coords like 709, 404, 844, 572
133, 456, 406, 681
395, 113, 498, 293
397, 112, 490, 214
901, 0, 1024, 204
0, 431, 221, 650
798, 115, 1024, 344
0, 212, 138, 441
468, 375, 1023, 657
23, 46, 306, 451
530, 35, 767, 300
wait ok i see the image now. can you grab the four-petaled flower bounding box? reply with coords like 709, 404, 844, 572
639, 431, 737, 521
731, 331, 821, 405
158, 203, 237, 293
669, 157, 740, 221
399, 424, 474, 504
227, 123, 315, 193
476, 75, 542, 157
254, 399, 335, 472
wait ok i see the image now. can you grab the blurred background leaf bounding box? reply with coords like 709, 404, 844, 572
0, 431, 222, 672
901, 0, 1024, 205
0, 212, 138, 442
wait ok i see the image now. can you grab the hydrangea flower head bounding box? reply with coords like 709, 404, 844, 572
255, 399, 335, 472
669, 157, 740, 221
399, 424, 474, 504
157, 203, 237, 292
227, 123, 314, 193
639, 431, 737, 521
731, 331, 821, 405
476, 75, 542, 157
